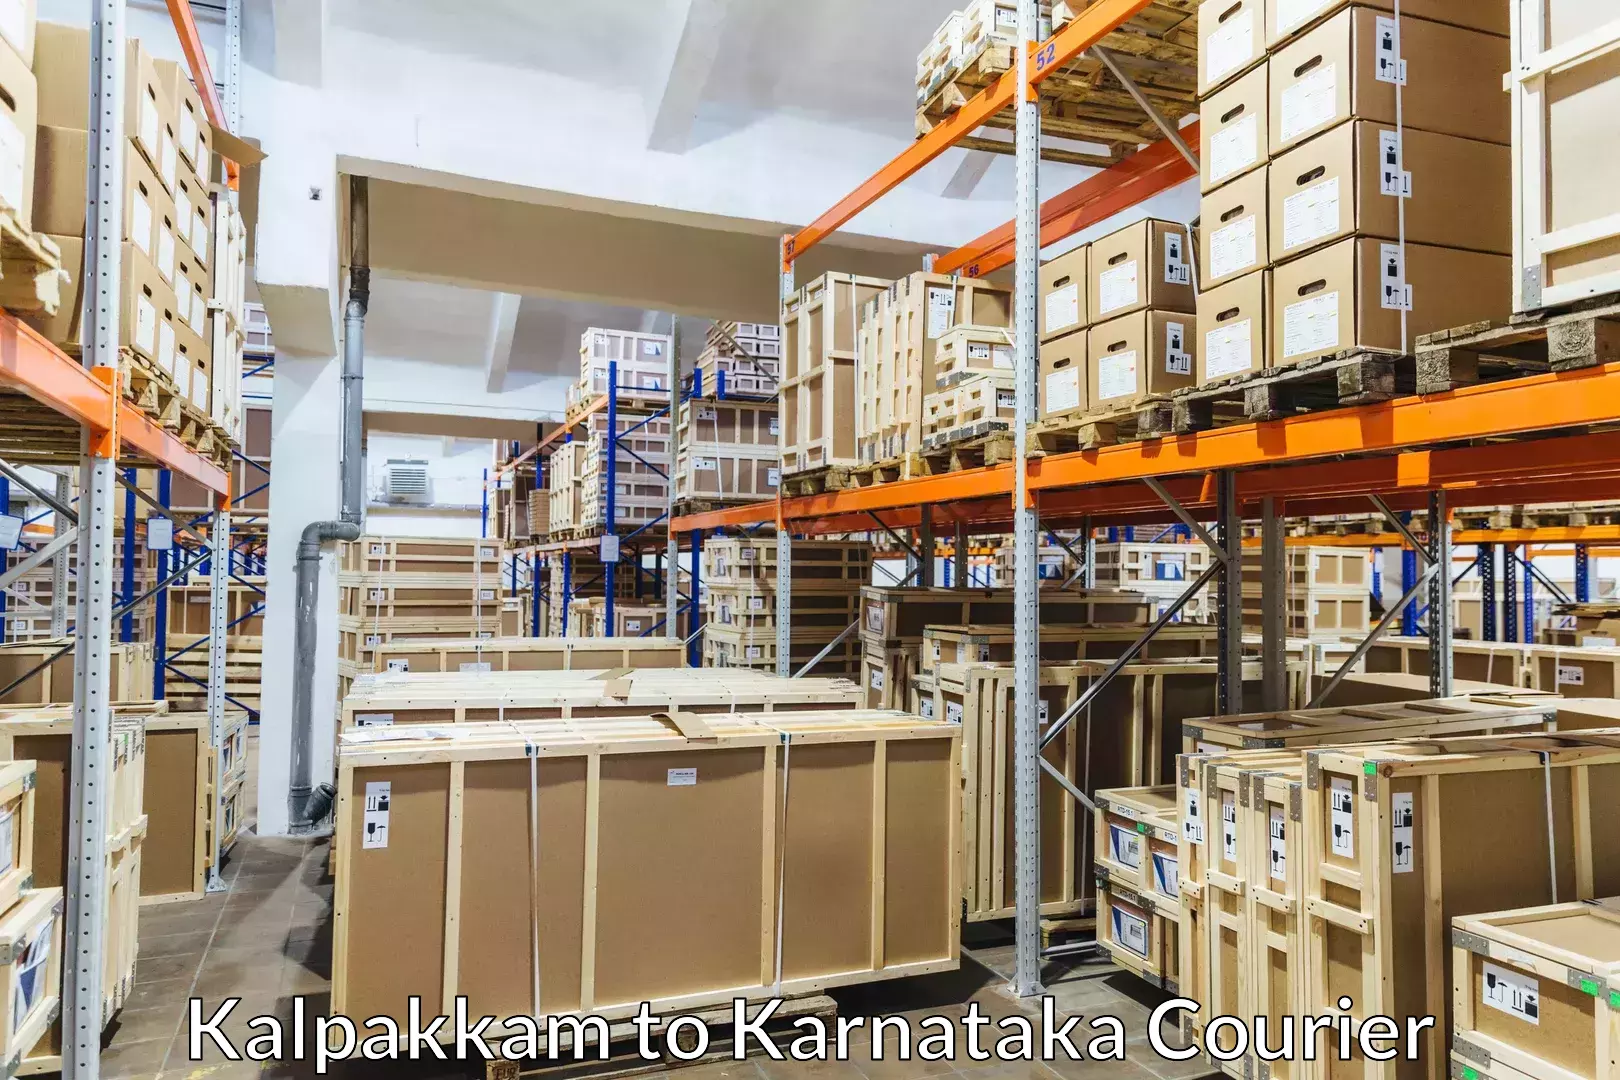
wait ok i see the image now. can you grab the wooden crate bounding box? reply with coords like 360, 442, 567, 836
578, 327, 671, 395
163, 635, 262, 715
548, 442, 586, 534
368, 636, 685, 675
933, 324, 1015, 386
0, 640, 154, 706
1241, 545, 1372, 637
702, 625, 862, 677
1181, 697, 1558, 758
339, 668, 864, 729
333, 711, 961, 1027
692, 343, 781, 398
919, 622, 1218, 676
707, 586, 858, 634
861, 641, 922, 712
525, 490, 549, 540
0, 762, 36, 919
141, 710, 250, 904
676, 445, 778, 503
1451, 902, 1620, 1080
340, 535, 503, 576
164, 579, 265, 635
1097, 873, 1182, 992
1312, 671, 1559, 708
781, 272, 890, 475
1529, 645, 1620, 697
703, 538, 871, 590
1095, 785, 1182, 910
859, 586, 1152, 648
921, 371, 1016, 444
1367, 636, 1534, 688
337, 616, 509, 667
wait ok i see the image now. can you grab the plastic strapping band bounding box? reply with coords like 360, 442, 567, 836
504, 717, 543, 1018
756, 719, 792, 997
1542, 750, 1558, 903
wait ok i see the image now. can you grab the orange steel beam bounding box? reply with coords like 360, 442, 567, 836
783, 0, 1156, 265
0, 316, 115, 431
935, 124, 1200, 278
121, 403, 230, 493
164, 0, 239, 186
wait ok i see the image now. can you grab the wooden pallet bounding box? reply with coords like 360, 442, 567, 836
1029, 398, 1174, 453
916, 4, 1198, 165
778, 464, 853, 498
0, 212, 63, 316
1416, 298, 1620, 384
918, 423, 1016, 471
1171, 349, 1414, 433
848, 453, 932, 488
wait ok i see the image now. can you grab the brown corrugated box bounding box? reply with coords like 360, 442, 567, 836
1038, 245, 1088, 342
1268, 120, 1511, 261
1268, 8, 1511, 156
35, 23, 170, 181
174, 315, 210, 411
1270, 236, 1509, 367
1200, 64, 1268, 194
153, 59, 211, 185
24, 238, 174, 366
1089, 219, 1196, 321
1200, 167, 1269, 289
1197, 269, 1269, 383
171, 171, 210, 269
0, 31, 35, 229
1039, 329, 1088, 418
1266, 0, 1509, 49
174, 251, 209, 342
1198, 0, 1265, 97
33, 125, 164, 257
1088, 310, 1197, 409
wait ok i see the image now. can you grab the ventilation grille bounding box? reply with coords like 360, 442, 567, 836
383, 459, 430, 501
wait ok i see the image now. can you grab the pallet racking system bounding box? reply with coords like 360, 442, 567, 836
666, 0, 1620, 995
0, 0, 251, 1072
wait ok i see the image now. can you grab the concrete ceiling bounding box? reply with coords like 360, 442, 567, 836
508, 296, 712, 379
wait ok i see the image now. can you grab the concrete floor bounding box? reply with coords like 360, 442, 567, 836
107, 735, 1214, 1080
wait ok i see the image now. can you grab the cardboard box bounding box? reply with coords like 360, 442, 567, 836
1038, 245, 1088, 342
1268, 120, 1511, 261
0, 32, 34, 228
1268, 9, 1511, 156
174, 252, 209, 340
1270, 236, 1510, 367
1200, 168, 1269, 288
0, 0, 36, 66
171, 172, 210, 268
1198, 0, 1265, 96
1039, 329, 1088, 417
35, 23, 170, 176
154, 195, 181, 287
1089, 219, 1195, 322
1200, 64, 1268, 193
1197, 269, 1269, 383
1089, 310, 1197, 409
154, 59, 210, 181
1266, 0, 1510, 48
33, 125, 163, 257
174, 317, 210, 410
27, 237, 175, 365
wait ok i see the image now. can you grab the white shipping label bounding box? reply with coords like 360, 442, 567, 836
1329, 776, 1355, 858
1210, 214, 1259, 281
1045, 282, 1081, 332
1392, 791, 1416, 874
1283, 291, 1341, 360
1046, 368, 1082, 413
194, 220, 210, 258
749, 596, 765, 610
919, 697, 936, 719
695, 457, 717, 471
1380, 243, 1413, 311
386, 659, 409, 673
158, 321, 176, 373
1206, 319, 1255, 379
355, 713, 393, 726
997, 389, 1016, 410
1582, 636, 1617, 647
1097, 262, 1141, 315
1281, 64, 1339, 144
766, 467, 780, 486
362, 782, 391, 849
769, 417, 780, 436
1558, 665, 1586, 686
0, 808, 12, 872
1097, 351, 1140, 402
1184, 788, 1205, 845
1209, 113, 1260, 185
157, 225, 176, 281
1482, 962, 1541, 1025
1221, 792, 1238, 862
1379, 129, 1413, 197
1038, 700, 1050, 725
479, 589, 495, 601
870, 667, 885, 691
1373, 16, 1407, 84
369, 588, 386, 602
1165, 322, 1192, 376
926, 287, 956, 339
698, 407, 717, 420
993, 344, 1013, 369
160, 131, 178, 189
1206, 8, 1255, 86
179, 108, 200, 164
1275, 0, 1328, 34
1164, 232, 1191, 286
176, 191, 194, 246
481, 546, 498, 558
968, 342, 991, 360
189, 292, 207, 335
1283, 176, 1342, 252
0, 112, 22, 217
1112, 907, 1151, 958
132, 192, 153, 254
667, 768, 697, 787
946, 701, 964, 724
1269, 806, 1287, 881
1152, 851, 1179, 896
624, 619, 642, 632
135, 296, 158, 356
458, 662, 492, 673
1110, 823, 1144, 869
745, 645, 762, 659
0, 0, 26, 57
140, 95, 160, 159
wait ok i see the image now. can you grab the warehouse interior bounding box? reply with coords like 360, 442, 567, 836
1, 0, 1618, 1078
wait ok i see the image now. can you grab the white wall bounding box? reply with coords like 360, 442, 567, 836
363, 432, 493, 538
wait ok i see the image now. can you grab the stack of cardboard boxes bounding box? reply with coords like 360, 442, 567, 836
26, 23, 217, 418
1037, 218, 1198, 422
1194, 0, 1512, 386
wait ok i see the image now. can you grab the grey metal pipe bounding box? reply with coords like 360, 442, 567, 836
288, 176, 369, 831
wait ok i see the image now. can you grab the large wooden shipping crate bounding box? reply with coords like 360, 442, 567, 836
675, 397, 779, 504
1241, 546, 1372, 638
0, 888, 65, 1077
0, 640, 154, 706
333, 711, 961, 1027
1093, 785, 1184, 990
1182, 697, 1559, 757
1367, 636, 1534, 688
1528, 644, 1620, 697
781, 272, 889, 475
368, 636, 686, 675
141, 710, 250, 904
340, 535, 502, 576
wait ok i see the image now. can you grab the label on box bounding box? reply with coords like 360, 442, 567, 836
946, 700, 963, 724
1152, 851, 1179, 896
698, 407, 716, 421
1207, 7, 1256, 84
695, 456, 717, 471
1379, 129, 1413, 197
993, 344, 1013, 369
362, 782, 391, 848
458, 662, 492, 673
1269, 805, 1287, 881
386, 658, 409, 673
1283, 176, 1341, 252
1221, 791, 1238, 861
968, 342, 991, 361
1110, 823, 1144, 869
194, 219, 210, 259
919, 697, 935, 719
1581, 636, 1616, 647
1558, 665, 1585, 686
158, 320, 176, 373
667, 768, 697, 787
1209, 113, 1260, 184
135, 295, 158, 357
1046, 367, 1082, 413
766, 468, 780, 486
0, 0, 26, 58
643, 341, 664, 357
1164, 322, 1192, 375
1283, 291, 1340, 360
1164, 233, 1191, 286
479, 589, 495, 601
1482, 962, 1540, 1024
1184, 787, 1204, 845
179, 107, 200, 165
1209, 214, 1258, 280
1373, 16, 1407, 84
1275, 0, 1328, 34
175, 353, 192, 398
997, 389, 1016, 410
624, 619, 642, 632
1206, 318, 1255, 379
157, 225, 176, 281
1392, 791, 1415, 873
870, 667, 885, 691
160, 130, 178, 189
769, 417, 779, 436
132, 190, 153, 255
1380, 243, 1413, 311
176, 190, 194, 247
189, 291, 207, 335
1281, 64, 1338, 143
140, 94, 160, 160
1045, 282, 1081, 332
1329, 775, 1355, 858
1112, 907, 1150, 958
1097, 351, 1139, 401
1097, 261, 1140, 315
745, 645, 762, 659
926, 286, 956, 339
